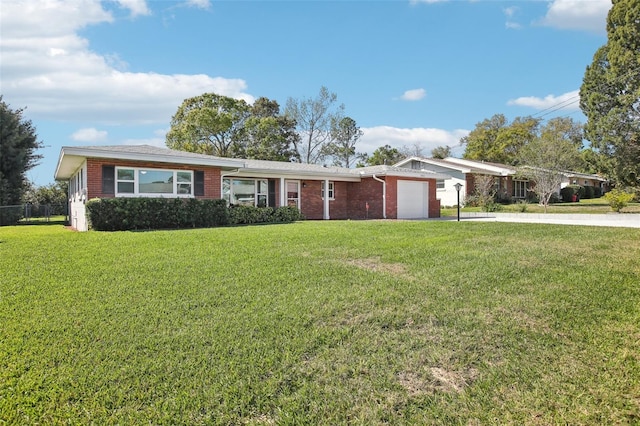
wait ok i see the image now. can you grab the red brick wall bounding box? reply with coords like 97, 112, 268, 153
86, 158, 222, 199
299, 180, 349, 220
346, 178, 385, 219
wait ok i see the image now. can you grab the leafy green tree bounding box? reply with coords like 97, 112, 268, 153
517, 118, 582, 212
0, 97, 43, 209
285, 86, 345, 164
166, 93, 250, 157
323, 116, 363, 167
431, 145, 451, 159
360, 144, 404, 166
462, 114, 540, 165
580, 0, 640, 187
242, 97, 300, 162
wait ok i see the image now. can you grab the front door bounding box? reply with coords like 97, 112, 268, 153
286, 180, 300, 209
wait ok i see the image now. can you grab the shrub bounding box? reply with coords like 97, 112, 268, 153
560, 185, 581, 202
86, 198, 302, 231
86, 198, 230, 231
516, 200, 529, 212
583, 185, 595, 199
593, 186, 602, 198
0, 205, 23, 226
603, 189, 635, 212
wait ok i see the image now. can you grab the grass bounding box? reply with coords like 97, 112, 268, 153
1, 221, 639, 424
441, 197, 640, 216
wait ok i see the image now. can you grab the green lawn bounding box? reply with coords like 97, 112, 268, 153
1, 221, 639, 424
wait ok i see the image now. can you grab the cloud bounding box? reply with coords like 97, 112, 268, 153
359, 126, 469, 155
115, 0, 151, 17
504, 6, 522, 30
399, 88, 426, 101
507, 89, 580, 111
123, 129, 168, 148
538, 0, 611, 33
71, 127, 108, 143
0, 0, 253, 125
185, 0, 211, 9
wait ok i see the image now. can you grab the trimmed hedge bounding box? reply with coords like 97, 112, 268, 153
86, 198, 303, 231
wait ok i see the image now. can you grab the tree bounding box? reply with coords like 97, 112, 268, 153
580, 0, 640, 187
400, 142, 426, 158
285, 86, 345, 164
323, 116, 363, 167
360, 144, 404, 166
242, 97, 300, 162
461, 114, 540, 165
517, 118, 582, 212
0, 96, 43, 212
431, 145, 451, 159
166, 93, 250, 157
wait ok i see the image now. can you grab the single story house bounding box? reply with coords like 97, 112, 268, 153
394, 157, 516, 206
395, 156, 609, 206
55, 145, 450, 231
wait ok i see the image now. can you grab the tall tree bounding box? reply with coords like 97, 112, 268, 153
580, 0, 640, 187
0, 97, 43, 211
361, 144, 404, 166
461, 114, 540, 165
431, 145, 451, 159
166, 93, 250, 157
242, 97, 300, 162
285, 86, 344, 164
323, 116, 363, 167
517, 118, 582, 212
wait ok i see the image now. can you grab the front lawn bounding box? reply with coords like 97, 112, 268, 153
442, 197, 640, 216
1, 222, 639, 424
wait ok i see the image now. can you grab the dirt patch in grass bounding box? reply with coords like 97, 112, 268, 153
398, 366, 479, 395
343, 256, 412, 279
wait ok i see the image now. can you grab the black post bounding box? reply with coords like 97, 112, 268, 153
457, 190, 460, 222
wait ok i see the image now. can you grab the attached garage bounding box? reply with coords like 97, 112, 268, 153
397, 180, 429, 219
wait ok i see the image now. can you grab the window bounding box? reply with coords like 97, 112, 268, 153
513, 180, 528, 198
223, 178, 268, 207
115, 167, 193, 197
321, 181, 334, 200
286, 180, 299, 208
436, 179, 445, 190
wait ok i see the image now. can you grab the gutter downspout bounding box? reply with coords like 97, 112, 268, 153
372, 174, 386, 219
220, 168, 241, 203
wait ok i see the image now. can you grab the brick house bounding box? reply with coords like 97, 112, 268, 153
55, 145, 449, 231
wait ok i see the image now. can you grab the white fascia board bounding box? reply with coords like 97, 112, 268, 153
55, 146, 245, 180
235, 169, 361, 182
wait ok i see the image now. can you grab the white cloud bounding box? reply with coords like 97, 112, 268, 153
122, 128, 168, 148
186, 0, 211, 9
538, 0, 611, 33
507, 89, 580, 111
504, 6, 522, 30
115, 0, 151, 17
399, 88, 426, 101
0, 0, 253, 125
71, 127, 108, 142
359, 126, 469, 156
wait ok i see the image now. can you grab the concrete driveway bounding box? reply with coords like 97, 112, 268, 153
456, 212, 640, 228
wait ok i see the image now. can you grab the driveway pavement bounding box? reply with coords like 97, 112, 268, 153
453, 212, 640, 228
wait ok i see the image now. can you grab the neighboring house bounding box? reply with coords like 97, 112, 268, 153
394, 157, 516, 206
394, 156, 608, 205
55, 145, 450, 231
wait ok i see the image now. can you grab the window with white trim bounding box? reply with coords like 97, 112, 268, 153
115, 167, 193, 197
436, 179, 445, 190
223, 178, 269, 207
321, 181, 334, 200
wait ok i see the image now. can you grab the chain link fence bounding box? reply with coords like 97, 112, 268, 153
0, 203, 68, 226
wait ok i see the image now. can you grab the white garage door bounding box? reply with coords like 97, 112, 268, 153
397, 180, 429, 219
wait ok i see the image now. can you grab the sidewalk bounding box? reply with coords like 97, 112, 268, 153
456, 212, 640, 228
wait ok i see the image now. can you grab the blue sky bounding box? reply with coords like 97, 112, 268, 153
1, 0, 610, 186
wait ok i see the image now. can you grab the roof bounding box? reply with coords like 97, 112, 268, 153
55, 145, 451, 181
55, 145, 244, 180
394, 156, 515, 176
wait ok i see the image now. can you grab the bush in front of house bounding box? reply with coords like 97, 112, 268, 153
560, 185, 581, 202
228, 205, 304, 225
86, 198, 230, 231
86, 198, 303, 231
